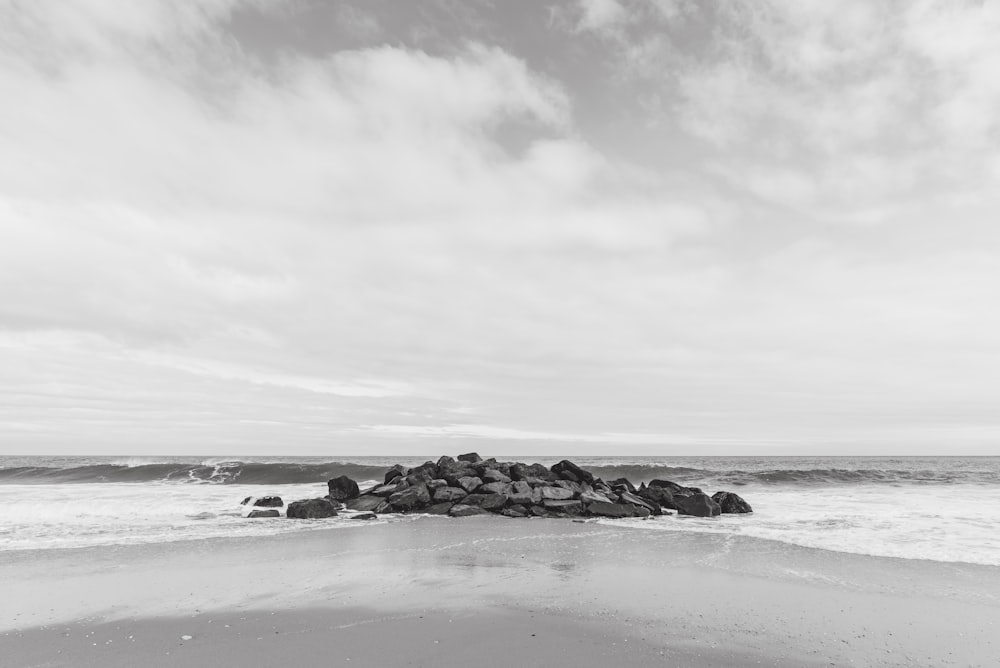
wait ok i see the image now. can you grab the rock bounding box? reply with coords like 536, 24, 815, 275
637, 485, 677, 511
388, 483, 432, 511
250, 496, 283, 507
240, 496, 252, 505
464, 493, 508, 511
372, 482, 403, 497
551, 460, 594, 484
432, 486, 468, 502
529, 505, 548, 517
436, 455, 457, 469
456, 452, 483, 463
676, 493, 722, 517
585, 501, 634, 518
542, 499, 584, 515
478, 482, 510, 495
425, 502, 455, 515
374, 500, 391, 513
427, 478, 448, 490
384, 465, 410, 485
349, 512, 377, 520
712, 491, 753, 514
509, 462, 556, 482
539, 486, 575, 501
345, 495, 384, 512
501, 504, 528, 518
617, 491, 657, 514
579, 490, 613, 505
247, 509, 280, 518
457, 476, 483, 493
286, 498, 339, 519
482, 469, 511, 484
507, 481, 533, 505
449, 504, 487, 517
609, 478, 636, 493
327, 476, 360, 501
553, 480, 582, 493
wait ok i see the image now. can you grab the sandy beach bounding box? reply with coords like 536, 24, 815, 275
2, 517, 998, 667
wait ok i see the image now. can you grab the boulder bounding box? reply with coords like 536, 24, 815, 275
251, 496, 283, 507
436, 455, 457, 469
585, 501, 634, 518
464, 493, 508, 512
501, 504, 529, 518
529, 505, 548, 517
449, 504, 487, 517
482, 469, 512, 484
372, 482, 403, 497
247, 509, 280, 518
456, 476, 483, 493
345, 495, 384, 512
509, 463, 556, 482
712, 491, 753, 514
287, 498, 339, 519
618, 491, 657, 514
542, 499, 584, 515
384, 465, 410, 485
456, 452, 483, 463
388, 483, 432, 511
349, 512, 377, 520
425, 502, 455, 515
478, 482, 510, 495
507, 481, 533, 505
327, 476, 360, 501
432, 486, 468, 503
551, 460, 594, 484
609, 478, 636, 493
637, 485, 677, 511
675, 493, 721, 517
553, 480, 582, 494
240, 496, 252, 505
539, 486, 575, 501
579, 490, 613, 505
427, 478, 448, 490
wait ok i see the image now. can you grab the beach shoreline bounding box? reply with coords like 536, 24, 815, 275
2, 517, 998, 667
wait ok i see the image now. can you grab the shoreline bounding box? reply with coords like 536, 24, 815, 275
3, 518, 999, 666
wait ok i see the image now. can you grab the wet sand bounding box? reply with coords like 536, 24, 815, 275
2, 517, 998, 667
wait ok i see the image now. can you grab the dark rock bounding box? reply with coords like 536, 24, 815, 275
252, 496, 283, 507
463, 493, 508, 512
609, 478, 636, 493
449, 504, 487, 517
436, 455, 457, 469
553, 480, 582, 494
427, 478, 448, 490
425, 502, 455, 515
372, 482, 403, 497
542, 499, 584, 515
374, 500, 391, 513
457, 452, 483, 463
539, 486, 575, 501
712, 491, 753, 514
240, 496, 251, 505
287, 498, 339, 519
456, 476, 483, 493
388, 483, 431, 511
478, 482, 510, 495
432, 486, 468, 502
637, 485, 677, 511
551, 460, 594, 484
618, 491, 657, 514
507, 481, 533, 505
509, 463, 556, 482
585, 501, 634, 518
349, 512, 377, 520
345, 495, 384, 512
501, 504, 528, 518
384, 465, 410, 485
529, 505, 547, 517
482, 469, 512, 484
327, 476, 360, 501
579, 490, 612, 505
247, 509, 280, 518
676, 493, 722, 517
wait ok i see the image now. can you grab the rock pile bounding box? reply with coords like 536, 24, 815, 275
277, 453, 752, 520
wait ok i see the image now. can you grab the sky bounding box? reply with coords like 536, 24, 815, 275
2, 0, 999, 456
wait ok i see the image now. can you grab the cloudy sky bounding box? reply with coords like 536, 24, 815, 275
2, 0, 999, 456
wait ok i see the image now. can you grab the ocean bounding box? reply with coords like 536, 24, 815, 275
1, 455, 998, 566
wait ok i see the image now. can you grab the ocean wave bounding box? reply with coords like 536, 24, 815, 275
0, 460, 996, 486
0, 462, 390, 485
